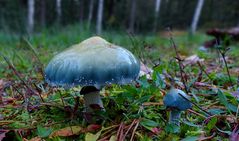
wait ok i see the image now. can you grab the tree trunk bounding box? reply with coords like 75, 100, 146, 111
191, 0, 204, 34
40, 0, 46, 28
27, 0, 34, 34
75, 0, 84, 24
56, 0, 62, 25
153, 0, 161, 32
129, 0, 136, 33
79, 0, 84, 24
96, 0, 104, 35
88, 0, 94, 28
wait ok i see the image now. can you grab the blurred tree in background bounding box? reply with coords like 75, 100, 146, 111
0, 0, 239, 34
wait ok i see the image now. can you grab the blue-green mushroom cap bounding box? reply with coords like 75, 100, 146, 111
163, 88, 192, 110
45, 36, 140, 88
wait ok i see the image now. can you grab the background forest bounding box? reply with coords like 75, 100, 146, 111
1, 0, 239, 34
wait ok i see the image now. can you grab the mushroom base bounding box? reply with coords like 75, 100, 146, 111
81, 86, 104, 113
169, 110, 181, 126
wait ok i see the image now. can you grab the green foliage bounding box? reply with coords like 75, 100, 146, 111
205, 117, 217, 132
37, 125, 52, 138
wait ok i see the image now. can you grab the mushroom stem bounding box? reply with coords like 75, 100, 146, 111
169, 109, 181, 126
81, 86, 104, 113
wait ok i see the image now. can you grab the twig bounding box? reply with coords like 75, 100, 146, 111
122, 119, 137, 140
0, 53, 37, 110
116, 122, 124, 141
215, 42, 234, 90
98, 125, 119, 141
98, 131, 117, 141
236, 104, 239, 120
197, 62, 214, 82
73, 96, 80, 116
22, 37, 42, 66
167, 28, 189, 94
130, 119, 140, 141
199, 132, 216, 141
100, 125, 119, 137
116, 122, 123, 139
178, 93, 212, 116
220, 50, 234, 90
0, 53, 33, 92
58, 90, 66, 107
11, 85, 24, 98
187, 109, 207, 118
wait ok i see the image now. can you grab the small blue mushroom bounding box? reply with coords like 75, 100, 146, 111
45, 36, 140, 113
163, 88, 192, 126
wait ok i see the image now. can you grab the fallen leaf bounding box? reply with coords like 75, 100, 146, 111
85, 130, 102, 141
0, 79, 6, 90
139, 62, 153, 79
0, 129, 9, 141
183, 55, 204, 66
23, 136, 42, 141
231, 91, 239, 99
151, 127, 161, 134
230, 126, 239, 141
49, 126, 83, 137
194, 82, 214, 88
86, 124, 101, 132
109, 135, 117, 141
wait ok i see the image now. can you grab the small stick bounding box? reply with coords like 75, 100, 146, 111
0, 54, 31, 91
100, 125, 119, 137
73, 96, 80, 116
197, 62, 214, 83
187, 109, 206, 118
59, 90, 66, 107
119, 123, 125, 141
236, 104, 239, 120
167, 28, 189, 94
24, 38, 41, 62
199, 132, 216, 141
130, 120, 140, 141
178, 93, 212, 116
219, 50, 234, 90
116, 122, 124, 140
122, 119, 137, 140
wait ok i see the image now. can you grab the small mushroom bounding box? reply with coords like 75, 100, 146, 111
45, 36, 140, 114
163, 88, 192, 126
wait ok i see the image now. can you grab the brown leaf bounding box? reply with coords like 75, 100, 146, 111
86, 124, 101, 132
23, 136, 42, 141
0, 129, 9, 141
49, 126, 83, 137
0, 79, 5, 90
182, 55, 204, 66
139, 62, 153, 79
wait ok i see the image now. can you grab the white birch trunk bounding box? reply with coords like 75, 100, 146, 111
153, 0, 161, 32
56, 0, 62, 24
191, 0, 204, 34
88, 0, 94, 28
96, 0, 104, 35
27, 0, 34, 34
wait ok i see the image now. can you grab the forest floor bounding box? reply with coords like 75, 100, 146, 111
0, 25, 239, 140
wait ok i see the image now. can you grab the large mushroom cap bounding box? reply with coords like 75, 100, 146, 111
163, 88, 192, 110
45, 36, 140, 88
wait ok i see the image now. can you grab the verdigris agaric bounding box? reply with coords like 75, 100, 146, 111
163, 88, 192, 126
45, 36, 140, 114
